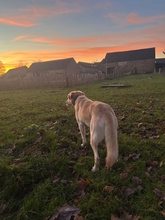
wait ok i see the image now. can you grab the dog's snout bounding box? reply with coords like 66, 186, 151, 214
66, 99, 70, 106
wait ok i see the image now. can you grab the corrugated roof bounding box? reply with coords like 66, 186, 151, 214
29, 57, 75, 73
105, 48, 155, 63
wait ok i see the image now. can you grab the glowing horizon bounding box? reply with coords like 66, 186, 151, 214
3, 46, 165, 73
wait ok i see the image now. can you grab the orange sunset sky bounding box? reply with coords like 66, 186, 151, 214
0, 0, 165, 73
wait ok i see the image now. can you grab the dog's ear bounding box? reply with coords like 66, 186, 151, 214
71, 91, 84, 105
70, 92, 74, 100
67, 92, 75, 100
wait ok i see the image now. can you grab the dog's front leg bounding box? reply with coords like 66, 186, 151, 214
78, 122, 87, 147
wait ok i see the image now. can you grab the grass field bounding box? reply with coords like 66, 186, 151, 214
0, 74, 165, 220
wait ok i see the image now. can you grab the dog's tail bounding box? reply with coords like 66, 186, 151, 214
105, 114, 118, 169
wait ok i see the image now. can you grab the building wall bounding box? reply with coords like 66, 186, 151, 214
106, 59, 155, 76
78, 64, 97, 74
3, 67, 28, 79
66, 59, 80, 87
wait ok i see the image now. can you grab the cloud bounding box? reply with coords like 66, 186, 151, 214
14, 35, 29, 41
0, 17, 36, 27
0, 2, 83, 27
13, 35, 99, 47
126, 13, 165, 24
108, 12, 165, 25
20, 4, 82, 18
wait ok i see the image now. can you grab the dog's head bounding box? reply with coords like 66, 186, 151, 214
66, 90, 85, 106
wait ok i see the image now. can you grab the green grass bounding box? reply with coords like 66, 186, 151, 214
0, 74, 165, 220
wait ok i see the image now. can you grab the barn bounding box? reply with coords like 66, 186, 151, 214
78, 62, 97, 74
28, 57, 79, 87
3, 66, 28, 79
105, 48, 155, 76
155, 58, 165, 73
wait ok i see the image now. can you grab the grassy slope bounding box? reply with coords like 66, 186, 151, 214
0, 74, 165, 220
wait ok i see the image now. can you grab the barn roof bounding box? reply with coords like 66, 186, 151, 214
78, 61, 96, 68
155, 58, 165, 64
6, 66, 28, 75
29, 57, 76, 73
105, 48, 155, 63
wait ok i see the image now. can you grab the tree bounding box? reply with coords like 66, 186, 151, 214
0, 61, 6, 76
33, 58, 42, 63
16, 60, 27, 68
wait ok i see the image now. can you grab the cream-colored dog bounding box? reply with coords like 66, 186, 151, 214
66, 90, 118, 172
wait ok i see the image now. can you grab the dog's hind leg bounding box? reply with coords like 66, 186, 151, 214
90, 133, 100, 172
90, 118, 105, 172
79, 122, 87, 147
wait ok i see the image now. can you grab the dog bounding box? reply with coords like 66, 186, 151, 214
66, 90, 118, 172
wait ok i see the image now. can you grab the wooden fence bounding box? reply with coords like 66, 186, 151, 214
0, 72, 105, 91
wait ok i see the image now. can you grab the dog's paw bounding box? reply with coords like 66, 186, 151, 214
91, 166, 99, 172
81, 143, 86, 147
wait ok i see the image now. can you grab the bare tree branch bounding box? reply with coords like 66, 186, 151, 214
16, 60, 27, 68
0, 61, 6, 76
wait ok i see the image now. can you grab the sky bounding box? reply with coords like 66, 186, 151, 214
0, 0, 165, 73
